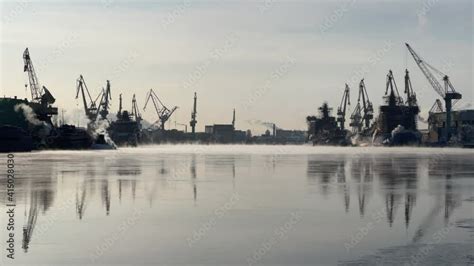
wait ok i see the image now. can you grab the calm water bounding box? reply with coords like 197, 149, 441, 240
0, 145, 473, 266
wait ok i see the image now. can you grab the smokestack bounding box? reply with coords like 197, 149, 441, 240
273, 123, 276, 138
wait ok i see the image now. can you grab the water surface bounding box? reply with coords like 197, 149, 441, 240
1, 145, 473, 265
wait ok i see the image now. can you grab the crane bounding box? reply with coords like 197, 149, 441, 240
404, 69, 418, 107
190, 92, 197, 135
143, 89, 178, 130
385, 70, 403, 106
97, 80, 112, 121
23, 48, 56, 109
349, 101, 362, 133
75, 75, 101, 122
350, 79, 373, 133
405, 43, 462, 141
337, 84, 350, 130
131, 94, 142, 126
358, 79, 374, 129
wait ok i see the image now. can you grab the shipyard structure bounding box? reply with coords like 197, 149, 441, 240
1, 43, 473, 152
306, 43, 473, 147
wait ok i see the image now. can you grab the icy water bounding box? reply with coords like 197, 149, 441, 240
0, 145, 473, 266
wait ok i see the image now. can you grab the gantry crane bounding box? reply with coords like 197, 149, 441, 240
143, 89, 178, 130
190, 92, 197, 135
405, 43, 462, 141
337, 84, 350, 130
75, 75, 101, 122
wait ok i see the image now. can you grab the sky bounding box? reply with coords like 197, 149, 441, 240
0, 0, 472, 133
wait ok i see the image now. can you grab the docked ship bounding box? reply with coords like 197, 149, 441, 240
373, 70, 421, 145
307, 102, 350, 145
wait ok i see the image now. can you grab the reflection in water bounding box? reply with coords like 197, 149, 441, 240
2, 148, 472, 261
191, 154, 197, 203
306, 154, 470, 230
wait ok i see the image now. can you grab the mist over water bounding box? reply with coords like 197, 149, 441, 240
0, 145, 473, 265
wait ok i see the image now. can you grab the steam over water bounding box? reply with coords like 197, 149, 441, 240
0, 145, 473, 265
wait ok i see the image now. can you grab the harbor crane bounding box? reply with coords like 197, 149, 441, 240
350, 79, 373, 133
190, 92, 197, 135
337, 84, 350, 130
405, 43, 462, 141
385, 70, 404, 105
97, 80, 112, 121
23, 48, 56, 105
404, 69, 418, 107
75, 75, 101, 122
143, 89, 178, 130
131, 94, 142, 126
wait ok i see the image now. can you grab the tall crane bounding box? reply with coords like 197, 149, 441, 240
405, 43, 462, 141
97, 80, 112, 121
404, 69, 418, 107
23, 48, 57, 121
131, 94, 142, 125
358, 79, 374, 129
75, 75, 101, 122
337, 84, 350, 130
349, 102, 362, 133
385, 70, 403, 106
143, 89, 178, 130
190, 92, 197, 135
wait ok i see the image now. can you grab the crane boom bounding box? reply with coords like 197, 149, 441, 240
405, 43, 446, 97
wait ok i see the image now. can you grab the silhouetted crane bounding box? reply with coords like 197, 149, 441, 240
75, 75, 101, 122
337, 84, 350, 130
406, 43, 462, 141
143, 89, 178, 130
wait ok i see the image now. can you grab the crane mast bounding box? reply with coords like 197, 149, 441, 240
337, 84, 350, 130
405, 43, 462, 141
190, 92, 197, 135
143, 89, 178, 130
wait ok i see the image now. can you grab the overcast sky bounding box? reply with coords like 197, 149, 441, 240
1, 0, 472, 133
